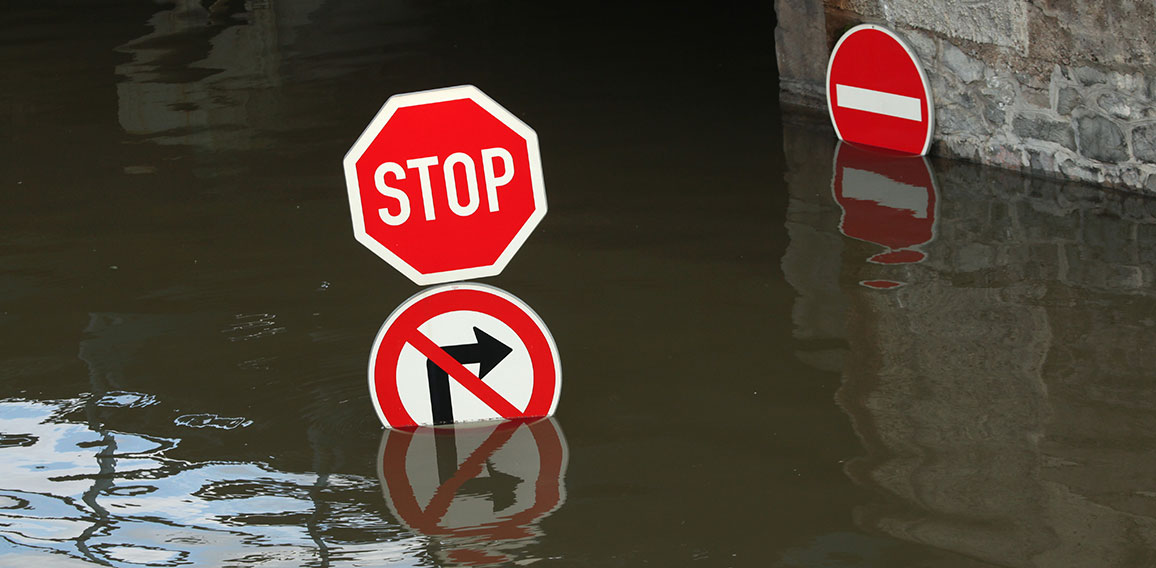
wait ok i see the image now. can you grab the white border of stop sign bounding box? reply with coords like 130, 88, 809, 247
343, 85, 546, 286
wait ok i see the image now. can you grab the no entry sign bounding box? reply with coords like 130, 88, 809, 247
369, 283, 561, 429
377, 417, 568, 564
826, 24, 935, 155
344, 85, 546, 286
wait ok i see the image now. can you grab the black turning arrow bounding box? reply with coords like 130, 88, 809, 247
427, 327, 513, 425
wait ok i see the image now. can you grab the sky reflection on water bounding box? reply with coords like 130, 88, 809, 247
0, 397, 421, 566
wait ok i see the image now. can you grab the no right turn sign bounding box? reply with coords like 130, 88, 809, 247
368, 283, 561, 429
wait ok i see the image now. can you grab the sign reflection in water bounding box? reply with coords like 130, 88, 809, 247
0, 398, 421, 566
378, 418, 568, 567
786, 119, 1156, 567
831, 141, 939, 289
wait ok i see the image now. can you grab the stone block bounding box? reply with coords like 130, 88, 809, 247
1132, 125, 1156, 163
1076, 115, 1128, 163
1097, 92, 1135, 120
1013, 114, 1076, 151
1072, 66, 1108, 87
942, 42, 985, 84
1058, 158, 1101, 184
984, 71, 1019, 106
983, 98, 1007, 127
1056, 87, 1081, 116
1021, 86, 1050, 110
902, 29, 937, 66
1120, 166, 1144, 188
870, 0, 1029, 54
938, 104, 980, 135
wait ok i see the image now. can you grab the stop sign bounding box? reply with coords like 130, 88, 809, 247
343, 85, 546, 285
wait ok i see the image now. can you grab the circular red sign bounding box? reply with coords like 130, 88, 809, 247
826, 25, 934, 155
343, 86, 546, 285
368, 283, 561, 429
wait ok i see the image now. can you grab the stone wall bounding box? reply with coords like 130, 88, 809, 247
781, 115, 1156, 567
774, 0, 1156, 192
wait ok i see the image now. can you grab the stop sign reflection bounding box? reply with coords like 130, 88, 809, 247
343, 86, 546, 286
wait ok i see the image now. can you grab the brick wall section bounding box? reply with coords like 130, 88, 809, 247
775, 0, 1156, 192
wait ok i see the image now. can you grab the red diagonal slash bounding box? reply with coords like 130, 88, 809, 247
404, 329, 521, 419
420, 421, 521, 522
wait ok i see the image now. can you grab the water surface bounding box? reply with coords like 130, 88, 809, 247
3, 2, 1156, 567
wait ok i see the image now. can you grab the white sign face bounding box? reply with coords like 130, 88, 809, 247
394, 310, 534, 425
369, 283, 561, 429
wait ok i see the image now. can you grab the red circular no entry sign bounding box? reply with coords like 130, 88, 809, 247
826, 24, 935, 155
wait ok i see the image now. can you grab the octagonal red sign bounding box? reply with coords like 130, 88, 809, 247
343, 85, 546, 285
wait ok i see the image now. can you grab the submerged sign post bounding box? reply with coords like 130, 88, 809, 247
826, 24, 935, 155
343, 85, 547, 286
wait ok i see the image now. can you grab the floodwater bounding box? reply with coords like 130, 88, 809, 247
3, 2, 1156, 567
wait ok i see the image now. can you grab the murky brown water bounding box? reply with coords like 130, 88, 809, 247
4, 2, 1156, 567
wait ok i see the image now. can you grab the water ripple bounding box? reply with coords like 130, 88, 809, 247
0, 398, 424, 565
221, 313, 286, 342
94, 391, 159, 409
174, 414, 253, 430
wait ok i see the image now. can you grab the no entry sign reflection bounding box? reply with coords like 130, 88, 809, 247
832, 141, 939, 289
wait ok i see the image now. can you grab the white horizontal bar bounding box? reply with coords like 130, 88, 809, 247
841, 167, 929, 218
836, 84, 922, 121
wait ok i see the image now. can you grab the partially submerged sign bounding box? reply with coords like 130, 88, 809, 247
343, 85, 546, 286
369, 283, 561, 429
826, 24, 935, 155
